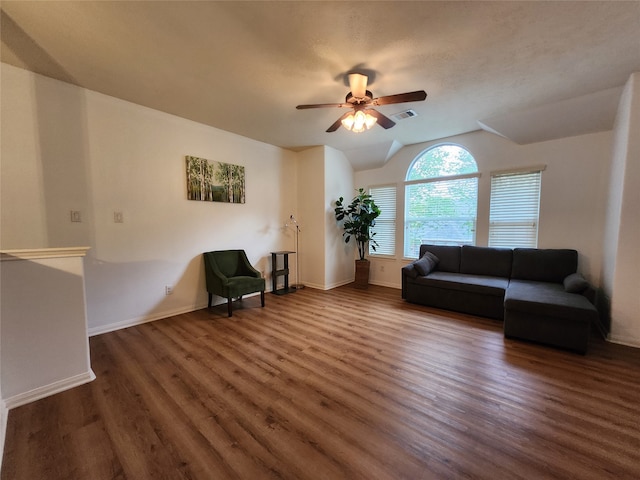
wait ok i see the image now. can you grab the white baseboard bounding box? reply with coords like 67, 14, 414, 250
315, 279, 353, 290
0, 399, 7, 472
303, 280, 402, 291
3, 370, 96, 410
88, 292, 267, 337
88, 302, 208, 337
607, 335, 640, 349
369, 280, 401, 289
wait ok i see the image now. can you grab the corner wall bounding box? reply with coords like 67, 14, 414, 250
295, 145, 354, 290
296, 147, 326, 289
602, 72, 640, 347
324, 146, 355, 289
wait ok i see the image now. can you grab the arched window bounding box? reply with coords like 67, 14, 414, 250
404, 144, 479, 258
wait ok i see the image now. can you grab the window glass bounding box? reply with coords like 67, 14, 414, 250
404, 145, 478, 258
406, 145, 478, 181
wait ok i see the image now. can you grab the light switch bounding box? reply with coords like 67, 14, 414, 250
70, 210, 82, 223
114, 211, 124, 223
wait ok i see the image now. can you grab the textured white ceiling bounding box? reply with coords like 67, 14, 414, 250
2, 1, 639, 170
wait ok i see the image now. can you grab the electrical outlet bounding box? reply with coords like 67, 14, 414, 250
114, 211, 124, 223
380, 265, 385, 272
165, 285, 173, 295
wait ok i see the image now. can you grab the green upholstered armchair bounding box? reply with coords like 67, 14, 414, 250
203, 250, 265, 317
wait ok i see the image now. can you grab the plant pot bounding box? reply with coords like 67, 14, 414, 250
354, 259, 370, 289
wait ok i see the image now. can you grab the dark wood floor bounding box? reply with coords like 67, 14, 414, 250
3, 285, 640, 479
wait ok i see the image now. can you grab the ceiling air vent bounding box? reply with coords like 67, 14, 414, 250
391, 109, 418, 121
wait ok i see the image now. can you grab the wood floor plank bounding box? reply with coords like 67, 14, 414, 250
3, 285, 640, 479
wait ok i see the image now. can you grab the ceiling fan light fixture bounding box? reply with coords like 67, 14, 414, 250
341, 113, 355, 131
296, 74, 425, 133
364, 112, 377, 129
348, 73, 368, 99
341, 110, 377, 133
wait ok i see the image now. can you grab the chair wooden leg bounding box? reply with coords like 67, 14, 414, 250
261, 291, 265, 307
227, 297, 233, 317
208, 293, 212, 308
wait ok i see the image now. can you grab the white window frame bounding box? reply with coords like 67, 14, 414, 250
488, 166, 545, 248
369, 184, 397, 257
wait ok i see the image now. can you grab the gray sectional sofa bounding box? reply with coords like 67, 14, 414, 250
401, 244, 599, 354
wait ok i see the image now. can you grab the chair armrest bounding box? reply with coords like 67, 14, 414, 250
239, 252, 261, 278
204, 254, 230, 292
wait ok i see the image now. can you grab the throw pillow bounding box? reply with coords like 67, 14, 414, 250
414, 251, 439, 276
563, 272, 588, 293
403, 264, 419, 279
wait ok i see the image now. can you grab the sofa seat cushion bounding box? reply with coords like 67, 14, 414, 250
505, 280, 597, 322
414, 272, 509, 297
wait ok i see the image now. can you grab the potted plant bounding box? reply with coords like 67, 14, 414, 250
334, 188, 381, 288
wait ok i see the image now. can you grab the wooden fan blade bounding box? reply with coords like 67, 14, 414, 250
296, 103, 351, 109
372, 90, 427, 106
326, 112, 352, 132
367, 109, 396, 129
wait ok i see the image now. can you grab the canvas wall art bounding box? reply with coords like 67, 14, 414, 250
186, 155, 245, 204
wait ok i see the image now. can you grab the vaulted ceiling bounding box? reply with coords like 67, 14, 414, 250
2, 1, 639, 170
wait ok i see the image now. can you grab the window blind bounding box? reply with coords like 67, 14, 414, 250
369, 185, 396, 256
489, 170, 542, 248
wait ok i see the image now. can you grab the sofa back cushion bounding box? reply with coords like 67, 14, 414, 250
511, 248, 577, 283
460, 245, 513, 278
419, 245, 461, 273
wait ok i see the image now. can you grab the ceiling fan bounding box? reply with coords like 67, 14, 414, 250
296, 73, 427, 133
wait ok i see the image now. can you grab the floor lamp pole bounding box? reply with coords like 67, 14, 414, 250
290, 215, 304, 290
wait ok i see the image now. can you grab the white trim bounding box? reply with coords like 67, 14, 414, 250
0, 246, 91, 261
0, 399, 7, 469
367, 181, 399, 190
368, 254, 397, 260
490, 165, 547, 177
607, 334, 640, 349
88, 290, 270, 336
309, 280, 352, 291
4, 370, 96, 410
369, 280, 401, 289
404, 171, 480, 186
89, 302, 209, 336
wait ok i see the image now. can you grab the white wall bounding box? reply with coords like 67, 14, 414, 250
323, 146, 355, 289
356, 129, 613, 289
294, 145, 355, 290
1, 64, 298, 335
296, 146, 326, 289
603, 73, 640, 347
1, 248, 94, 407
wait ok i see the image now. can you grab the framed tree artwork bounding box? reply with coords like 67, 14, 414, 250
185, 155, 245, 204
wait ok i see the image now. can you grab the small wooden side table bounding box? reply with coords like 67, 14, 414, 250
271, 251, 296, 295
